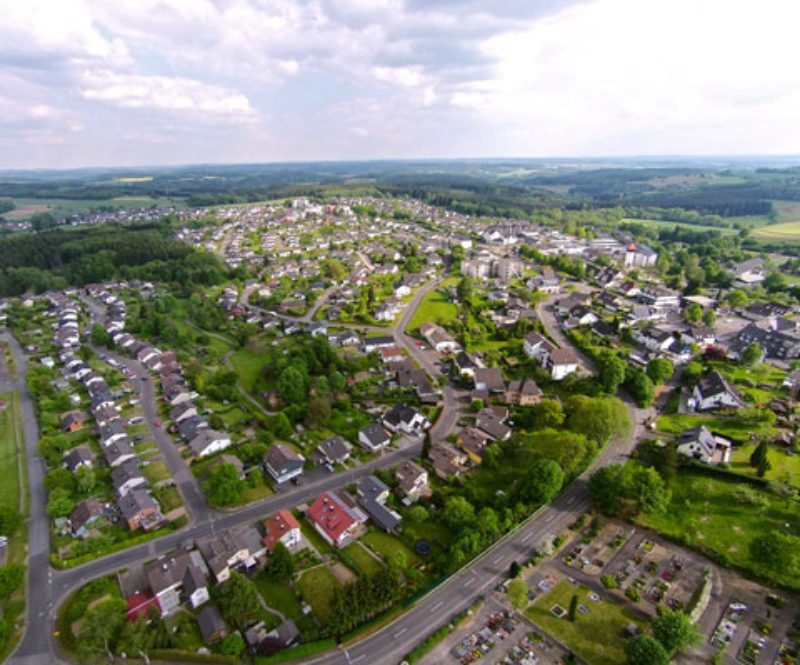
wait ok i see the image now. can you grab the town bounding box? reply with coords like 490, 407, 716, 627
0, 191, 798, 665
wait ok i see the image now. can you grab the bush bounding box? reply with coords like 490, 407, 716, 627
625, 586, 641, 602
601, 574, 618, 589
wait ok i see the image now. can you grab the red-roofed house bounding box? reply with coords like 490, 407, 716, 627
306, 493, 366, 549
262, 510, 302, 553
126, 590, 159, 621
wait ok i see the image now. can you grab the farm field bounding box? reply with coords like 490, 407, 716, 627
636, 471, 800, 590
525, 580, 645, 665
751, 220, 800, 241
0, 196, 183, 219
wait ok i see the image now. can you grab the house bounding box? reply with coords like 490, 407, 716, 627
639, 286, 680, 309
262, 510, 302, 553
119, 490, 161, 531
419, 322, 460, 353
111, 459, 147, 498
383, 403, 430, 435
428, 442, 469, 478
357, 476, 402, 532
474, 409, 512, 441
734, 323, 800, 360
452, 351, 484, 379
632, 327, 675, 353
555, 292, 591, 317
103, 438, 136, 468
328, 330, 360, 348
457, 427, 492, 463
380, 346, 406, 364
549, 348, 580, 380
197, 605, 227, 644
624, 243, 658, 267
317, 436, 352, 465
358, 422, 391, 452
504, 378, 543, 406
178, 415, 208, 442
144, 551, 210, 615
523, 332, 555, 364
258, 620, 301, 657
207, 454, 245, 480
197, 529, 253, 583
163, 383, 192, 406
306, 492, 366, 549
170, 402, 198, 423
305, 321, 328, 337
689, 371, 745, 412
362, 335, 396, 353
394, 460, 430, 502
91, 404, 121, 428
61, 411, 85, 433
732, 258, 766, 286
70, 498, 105, 537
563, 304, 598, 329
473, 367, 505, 393
100, 421, 128, 448
677, 426, 732, 465
63, 446, 93, 473
188, 429, 232, 459
263, 444, 305, 484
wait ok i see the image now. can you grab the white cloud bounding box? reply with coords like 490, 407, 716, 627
80, 71, 255, 116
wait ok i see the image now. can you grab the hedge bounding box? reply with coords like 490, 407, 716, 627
149, 649, 236, 663
682, 459, 770, 489
254, 639, 337, 664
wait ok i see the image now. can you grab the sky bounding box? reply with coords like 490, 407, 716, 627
2, 0, 800, 169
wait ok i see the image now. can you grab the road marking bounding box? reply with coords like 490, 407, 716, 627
565, 496, 576, 505
429, 600, 444, 613
351, 656, 365, 664
544, 514, 555, 523
521, 532, 533, 543
492, 555, 504, 565
394, 628, 407, 638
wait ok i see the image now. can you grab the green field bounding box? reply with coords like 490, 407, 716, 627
341, 543, 385, 576
656, 413, 775, 442
525, 580, 645, 665
296, 566, 341, 623
229, 347, 267, 392
752, 220, 800, 241
1, 196, 184, 220
729, 444, 800, 487
636, 471, 800, 590
0, 392, 22, 513
406, 280, 459, 334
142, 459, 170, 485
620, 218, 737, 235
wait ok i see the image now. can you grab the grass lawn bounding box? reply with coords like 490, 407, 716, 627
229, 347, 267, 392
237, 479, 275, 505
636, 471, 800, 590
142, 459, 170, 485
406, 284, 459, 334
656, 413, 775, 442
253, 573, 304, 620
0, 392, 22, 513
297, 566, 340, 624
728, 444, 800, 486
341, 543, 385, 577
361, 531, 422, 568
153, 486, 183, 512
525, 580, 645, 665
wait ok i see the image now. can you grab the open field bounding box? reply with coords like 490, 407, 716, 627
751, 220, 800, 241
0, 392, 22, 513
406, 279, 459, 334
0, 196, 184, 219
729, 444, 800, 486
525, 580, 645, 665
620, 218, 737, 235
656, 413, 775, 442
229, 347, 267, 392
636, 471, 800, 590
297, 566, 341, 623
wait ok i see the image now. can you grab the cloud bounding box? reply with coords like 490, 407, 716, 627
80, 71, 255, 116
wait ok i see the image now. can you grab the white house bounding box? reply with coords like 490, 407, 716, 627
689, 371, 745, 412
188, 429, 232, 458
358, 422, 391, 451
677, 426, 732, 465
383, 404, 430, 435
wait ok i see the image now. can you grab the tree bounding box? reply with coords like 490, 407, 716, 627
651, 608, 701, 655
269, 541, 295, 582
597, 350, 626, 394
764, 273, 787, 293
46, 487, 74, 518
527, 399, 565, 429
216, 572, 260, 624
628, 466, 670, 514
78, 598, 126, 656
219, 633, 245, 656
625, 368, 655, 408
278, 366, 308, 403
568, 593, 579, 621
683, 302, 703, 324
44, 467, 76, 493
646, 358, 674, 385
749, 531, 800, 576
387, 551, 407, 570
702, 309, 716, 327
749, 440, 768, 468
457, 276, 473, 302
0, 564, 24, 600
515, 428, 592, 478
589, 465, 623, 516
30, 211, 56, 232
757, 455, 772, 478
566, 395, 631, 444
328, 370, 346, 394
507, 578, 528, 609
204, 463, 244, 506
75, 466, 96, 495
271, 412, 294, 439
442, 496, 475, 530
509, 561, 522, 579
422, 431, 432, 459
740, 342, 763, 367
476, 506, 499, 535
90, 323, 111, 347
0, 508, 21, 537
625, 635, 668, 665
517, 459, 563, 505
306, 397, 331, 427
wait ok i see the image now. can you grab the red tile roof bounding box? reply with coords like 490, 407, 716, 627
306, 493, 357, 545
126, 590, 158, 621
262, 509, 300, 552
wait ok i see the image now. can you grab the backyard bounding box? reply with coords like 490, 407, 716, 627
361, 530, 422, 568
525, 579, 645, 665
729, 444, 800, 486
341, 542, 385, 577
296, 566, 341, 623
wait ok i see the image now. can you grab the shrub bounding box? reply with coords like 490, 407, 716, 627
625, 586, 641, 602
601, 574, 618, 589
